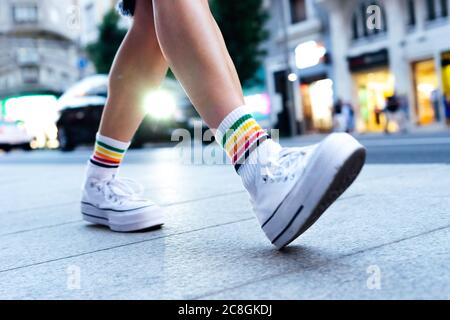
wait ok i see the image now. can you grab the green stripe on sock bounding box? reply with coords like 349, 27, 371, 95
96, 141, 125, 154
221, 114, 253, 147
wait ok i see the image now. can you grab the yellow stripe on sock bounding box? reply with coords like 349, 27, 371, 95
224, 119, 258, 153
95, 145, 124, 159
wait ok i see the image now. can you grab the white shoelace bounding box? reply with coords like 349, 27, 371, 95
261, 146, 315, 183
90, 177, 144, 204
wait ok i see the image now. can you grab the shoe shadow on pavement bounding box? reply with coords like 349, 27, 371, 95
252, 245, 339, 269
84, 224, 164, 234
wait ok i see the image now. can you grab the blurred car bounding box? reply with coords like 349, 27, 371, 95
0, 120, 33, 152
56, 75, 204, 151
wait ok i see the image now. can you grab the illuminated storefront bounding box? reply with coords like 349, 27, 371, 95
352, 69, 395, 132
413, 59, 439, 125
348, 49, 394, 132
300, 78, 334, 132
295, 41, 333, 132
441, 51, 450, 124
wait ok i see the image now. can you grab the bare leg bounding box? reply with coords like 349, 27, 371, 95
99, 0, 168, 142
152, 0, 245, 129
207, 7, 243, 98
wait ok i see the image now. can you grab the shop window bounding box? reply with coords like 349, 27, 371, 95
406, 0, 416, 27
413, 59, 439, 125
441, 0, 449, 17
13, 4, 38, 24
351, 0, 387, 40
21, 66, 39, 84
426, 0, 449, 21
442, 52, 450, 123
290, 0, 307, 24
353, 69, 395, 132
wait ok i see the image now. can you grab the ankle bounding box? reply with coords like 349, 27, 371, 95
239, 139, 282, 190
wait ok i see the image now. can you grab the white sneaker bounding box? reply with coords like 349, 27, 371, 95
81, 177, 164, 232
248, 133, 366, 249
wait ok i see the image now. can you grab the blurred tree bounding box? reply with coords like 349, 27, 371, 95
211, 0, 269, 88
86, 9, 127, 74
87, 2, 269, 85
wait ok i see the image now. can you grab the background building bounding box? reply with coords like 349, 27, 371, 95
0, 0, 119, 147
0, 0, 120, 101
264, 0, 334, 136
264, 0, 450, 134
0, 0, 83, 99
323, 0, 450, 132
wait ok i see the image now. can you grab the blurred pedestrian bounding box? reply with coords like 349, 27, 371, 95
332, 99, 345, 132
445, 94, 450, 124
80, 0, 366, 249
343, 101, 355, 133
384, 93, 407, 134
333, 99, 355, 133
431, 89, 441, 122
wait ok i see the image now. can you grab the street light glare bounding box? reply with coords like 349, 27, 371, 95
288, 73, 298, 82
144, 90, 177, 120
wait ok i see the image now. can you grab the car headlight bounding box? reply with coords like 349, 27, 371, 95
144, 90, 177, 120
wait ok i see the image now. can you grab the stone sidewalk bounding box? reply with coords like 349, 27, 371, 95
0, 149, 449, 299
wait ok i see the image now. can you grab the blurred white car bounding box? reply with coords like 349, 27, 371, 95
0, 120, 33, 151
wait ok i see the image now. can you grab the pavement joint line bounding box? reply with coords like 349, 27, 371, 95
162, 190, 246, 207
0, 217, 255, 274
1, 191, 246, 216
3, 201, 79, 215
2, 214, 449, 278
0, 193, 363, 237
0, 220, 82, 238
0, 191, 247, 237
194, 222, 450, 300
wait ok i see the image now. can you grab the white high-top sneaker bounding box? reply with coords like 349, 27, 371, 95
246, 133, 366, 249
81, 176, 164, 232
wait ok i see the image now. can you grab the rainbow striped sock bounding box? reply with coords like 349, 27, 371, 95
216, 106, 270, 172
90, 133, 130, 169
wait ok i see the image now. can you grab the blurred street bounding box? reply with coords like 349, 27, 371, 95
0, 132, 449, 299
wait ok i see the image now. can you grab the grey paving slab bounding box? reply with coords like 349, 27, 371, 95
1, 209, 449, 300
0, 163, 241, 214
0, 163, 409, 270
204, 227, 450, 300
0, 153, 449, 299
0, 165, 448, 299
0, 191, 252, 272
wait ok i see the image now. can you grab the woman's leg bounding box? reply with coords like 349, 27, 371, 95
81, 0, 168, 233
208, 10, 244, 101
152, 0, 244, 129
151, 0, 366, 249
99, 0, 168, 142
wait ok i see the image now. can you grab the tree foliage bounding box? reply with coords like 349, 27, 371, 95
211, 0, 269, 87
86, 9, 127, 74
87, 2, 269, 87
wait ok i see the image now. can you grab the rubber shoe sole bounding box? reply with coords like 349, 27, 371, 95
81, 202, 165, 232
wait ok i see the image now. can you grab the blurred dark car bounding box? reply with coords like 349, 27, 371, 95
56, 75, 203, 151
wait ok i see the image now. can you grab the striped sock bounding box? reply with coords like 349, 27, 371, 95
89, 133, 130, 174
216, 106, 273, 173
